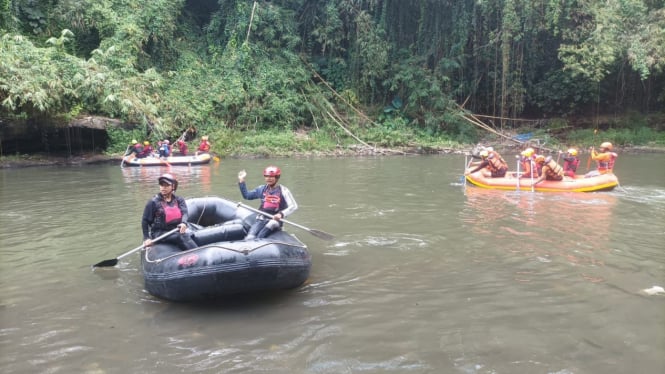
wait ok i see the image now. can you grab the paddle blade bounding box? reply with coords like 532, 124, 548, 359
309, 229, 335, 241
92, 258, 119, 268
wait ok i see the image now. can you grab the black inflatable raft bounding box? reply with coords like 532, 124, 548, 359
141, 196, 311, 302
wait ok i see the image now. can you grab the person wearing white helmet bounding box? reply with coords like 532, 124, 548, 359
141, 174, 197, 250
196, 135, 211, 156
464, 149, 508, 178
585, 141, 617, 177
158, 139, 171, 158
237, 165, 298, 239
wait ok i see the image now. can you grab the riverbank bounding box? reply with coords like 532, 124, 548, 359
2, 144, 664, 169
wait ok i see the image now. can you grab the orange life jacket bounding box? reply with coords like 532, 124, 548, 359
597, 152, 617, 173
487, 154, 507, 172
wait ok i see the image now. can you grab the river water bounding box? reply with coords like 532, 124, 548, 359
1, 154, 663, 374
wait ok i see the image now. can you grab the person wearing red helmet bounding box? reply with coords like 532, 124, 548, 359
237, 165, 298, 239
586, 141, 617, 177
141, 173, 197, 250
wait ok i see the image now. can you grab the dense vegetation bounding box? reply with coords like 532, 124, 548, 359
1, 0, 664, 156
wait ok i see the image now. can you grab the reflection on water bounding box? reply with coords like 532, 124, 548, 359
461, 188, 619, 284
1, 155, 664, 374
120, 165, 214, 193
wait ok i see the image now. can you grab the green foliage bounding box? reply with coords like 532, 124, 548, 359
0, 32, 84, 117
558, 0, 663, 81
105, 125, 148, 154
531, 70, 596, 115
1, 0, 664, 157
564, 125, 665, 147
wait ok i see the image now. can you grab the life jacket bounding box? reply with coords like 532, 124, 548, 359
260, 185, 283, 215
563, 157, 579, 173
133, 144, 144, 155
159, 144, 171, 156
138, 145, 153, 158
520, 156, 537, 178
544, 159, 564, 179
487, 154, 507, 172
198, 141, 210, 152
178, 142, 188, 155
162, 200, 183, 225
598, 152, 617, 173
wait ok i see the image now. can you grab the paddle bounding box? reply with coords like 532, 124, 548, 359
515, 155, 520, 191
92, 228, 178, 268
120, 144, 131, 168
586, 129, 598, 172
236, 201, 334, 241
463, 154, 470, 187
530, 159, 535, 192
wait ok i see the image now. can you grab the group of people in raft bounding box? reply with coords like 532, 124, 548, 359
464, 141, 617, 186
141, 165, 297, 251
125, 135, 212, 160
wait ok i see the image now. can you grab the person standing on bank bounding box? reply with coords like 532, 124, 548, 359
142, 173, 198, 250
238, 166, 298, 239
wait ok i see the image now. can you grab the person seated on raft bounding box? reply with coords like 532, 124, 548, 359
517, 147, 540, 179
562, 148, 580, 178
530, 155, 564, 186
238, 165, 298, 239
176, 139, 188, 155
137, 140, 153, 158
158, 139, 171, 158
464, 149, 508, 178
125, 139, 144, 159
195, 135, 211, 156
141, 173, 198, 251
585, 141, 617, 178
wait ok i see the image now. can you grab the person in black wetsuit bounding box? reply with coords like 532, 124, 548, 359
141, 173, 197, 250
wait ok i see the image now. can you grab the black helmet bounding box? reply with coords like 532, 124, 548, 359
158, 173, 178, 191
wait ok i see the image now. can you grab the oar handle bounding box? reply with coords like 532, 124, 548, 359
237, 202, 285, 223
92, 228, 179, 268
236, 200, 334, 240
118, 228, 178, 260
236, 202, 309, 231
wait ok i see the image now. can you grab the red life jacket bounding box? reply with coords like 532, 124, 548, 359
162, 201, 183, 225
261, 186, 283, 214
198, 141, 210, 152
563, 157, 579, 173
